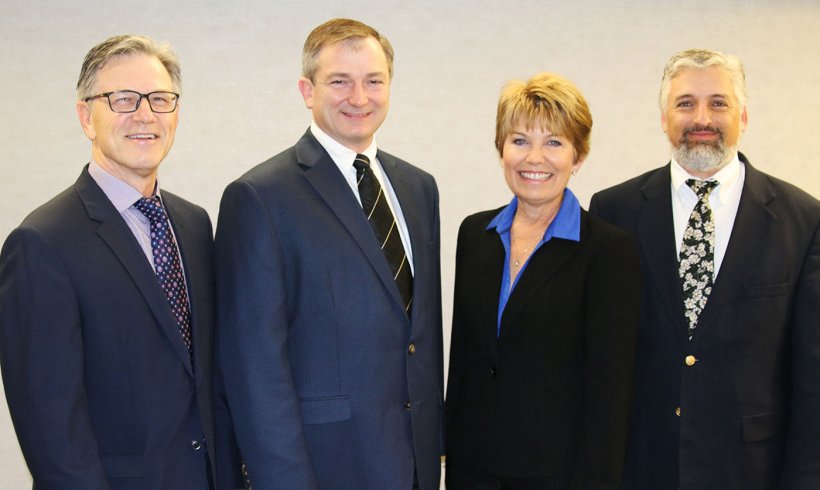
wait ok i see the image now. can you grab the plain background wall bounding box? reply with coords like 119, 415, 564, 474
1, 0, 819, 487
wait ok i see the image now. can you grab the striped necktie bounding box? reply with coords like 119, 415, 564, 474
353, 154, 413, 315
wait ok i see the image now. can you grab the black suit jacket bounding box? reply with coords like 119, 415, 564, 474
589, 154, 820, 490
445, 206, 640, 490
0, 167, 243, 490
214, 130, 443, 490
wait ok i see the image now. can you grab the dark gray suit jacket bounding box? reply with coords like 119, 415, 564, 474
589, 154, 820, 490
214, 130, 443, 490
0, 167, 243, 490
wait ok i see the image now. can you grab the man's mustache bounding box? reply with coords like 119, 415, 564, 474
680, 125, 723, 145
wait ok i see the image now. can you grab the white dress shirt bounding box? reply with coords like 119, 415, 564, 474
670, 154, 745, 280
310, 122, 415, 273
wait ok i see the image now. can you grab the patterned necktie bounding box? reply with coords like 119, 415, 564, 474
353, 154, 413, 314
134, 196, 193, 354
678, 179, 718, 340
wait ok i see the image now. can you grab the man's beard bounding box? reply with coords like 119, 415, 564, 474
672, 124, 734, 174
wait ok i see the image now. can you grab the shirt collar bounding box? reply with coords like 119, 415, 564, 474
310, 121, 378, 169
88, 160, 161, 212
487, 188, 581, 243
671, 153, 742, 204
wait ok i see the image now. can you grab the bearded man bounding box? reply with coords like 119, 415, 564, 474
589, 49, 820, 490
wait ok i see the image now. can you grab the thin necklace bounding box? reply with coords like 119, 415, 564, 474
513, 235, 542, 268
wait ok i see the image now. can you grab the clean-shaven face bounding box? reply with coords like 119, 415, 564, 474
298, 37, 390, 153
77, 53, 179, 190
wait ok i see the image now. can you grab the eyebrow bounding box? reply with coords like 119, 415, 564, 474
674, 93, 730, 100
323, 71, 387, 79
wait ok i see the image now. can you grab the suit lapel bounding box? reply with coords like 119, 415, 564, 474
635, 165, 690, 341
164, 196, 205, 378
695, 159, 775, 334
297, 131, 406, 312
477, 226, 504, 358
378, 150, 429, 308
75, 169, 194, 375
499, 223, 581, 339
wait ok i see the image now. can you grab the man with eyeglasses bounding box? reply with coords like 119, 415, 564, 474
0, 34, 243, 489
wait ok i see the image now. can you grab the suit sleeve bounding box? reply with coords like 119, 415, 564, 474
572, 226, 640, 490
781, 218, 820, 489
214, 180, 318, 489
444, 218, 470, 453
0, 227, 111, 490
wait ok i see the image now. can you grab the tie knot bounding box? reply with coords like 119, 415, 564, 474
686, 179, 718, 199
353, 154, 370, 171
133, 196, 167, 224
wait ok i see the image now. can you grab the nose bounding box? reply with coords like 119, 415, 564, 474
132, 96, 156, 122
527, 146, 546, 164
693, 103, 711, 126
348, 83, 368, 107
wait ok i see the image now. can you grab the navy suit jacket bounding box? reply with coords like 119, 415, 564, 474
0, 167, 243, 490
589, 154, 820, 490
445, 207, 640, 490
214, 130, 444, 490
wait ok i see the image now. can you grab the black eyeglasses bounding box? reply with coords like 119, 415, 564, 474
84, 90, 180, 113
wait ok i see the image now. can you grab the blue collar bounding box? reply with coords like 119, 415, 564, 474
487, 188, 581, 243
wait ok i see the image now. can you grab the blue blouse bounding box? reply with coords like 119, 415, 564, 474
486, 189, 581, 336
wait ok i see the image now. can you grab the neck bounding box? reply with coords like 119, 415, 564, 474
92, 157, 158, 197
515, 196, 562, 228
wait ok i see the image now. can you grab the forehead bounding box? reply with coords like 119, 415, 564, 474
95, 53, 172, 90
314, 37, 388, 74
669, 66, 736, 99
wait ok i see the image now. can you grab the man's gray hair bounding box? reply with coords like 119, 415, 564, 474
659, 48, 746, 113
76, 34, 181, 100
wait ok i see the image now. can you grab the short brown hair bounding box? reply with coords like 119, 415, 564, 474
76, 34, 180, 100
495, 73, 592, 160
302, 18, 394, 82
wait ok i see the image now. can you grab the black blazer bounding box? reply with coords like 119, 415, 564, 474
589, 154, 820, 490
0, 167, 243, 490
445, 206, 640, 489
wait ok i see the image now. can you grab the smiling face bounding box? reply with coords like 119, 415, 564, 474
298, 36, 390, 153
501, 121, 584, 214
662, 66, 747, 178
76, 53, 178, 195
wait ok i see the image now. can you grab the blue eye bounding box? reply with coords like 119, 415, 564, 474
547, 139, 562, 147
512, 138, 526, 145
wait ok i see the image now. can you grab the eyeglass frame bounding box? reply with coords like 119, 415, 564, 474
83, 90, 181, 113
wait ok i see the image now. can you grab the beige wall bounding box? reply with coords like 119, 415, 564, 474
1, 0, 819, 486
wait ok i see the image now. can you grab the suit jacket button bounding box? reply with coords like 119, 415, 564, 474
685, 355, 697, 366
675, 407, 681, 417
408, 344, 416, 355
191, 439, 203, 451
490, 366, 497, 377
403, 400, 412, 410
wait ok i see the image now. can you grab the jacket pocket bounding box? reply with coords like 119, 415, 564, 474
100, 454, 143, 478
299, 395, 352, 424
742, 282, 790, 298
741, 412, 786, 442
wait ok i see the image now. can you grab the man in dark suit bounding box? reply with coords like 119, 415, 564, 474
0, 35, 243, 490
590, 49, 820, 490
214, 18, 443, 490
